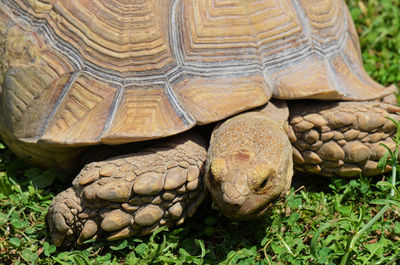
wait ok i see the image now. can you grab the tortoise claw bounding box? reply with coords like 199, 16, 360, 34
77, 220, 98, 244
53, 213, 69, 233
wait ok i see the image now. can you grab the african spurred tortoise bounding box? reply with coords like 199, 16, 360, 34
0, 0, 398, 246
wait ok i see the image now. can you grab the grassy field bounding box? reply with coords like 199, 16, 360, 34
1, 0, 400, 264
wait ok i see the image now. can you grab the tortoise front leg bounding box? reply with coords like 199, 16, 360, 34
47, 132, 207, 246
288, 101, 400, 177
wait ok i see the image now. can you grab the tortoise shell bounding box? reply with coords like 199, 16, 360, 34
0, 0, 393, 146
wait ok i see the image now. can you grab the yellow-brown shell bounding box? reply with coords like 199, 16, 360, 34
0, 0, 393, 146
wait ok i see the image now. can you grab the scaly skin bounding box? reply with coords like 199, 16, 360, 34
47, 133, 207, 246
288, 101, 400, 177
206, 100, 400, 219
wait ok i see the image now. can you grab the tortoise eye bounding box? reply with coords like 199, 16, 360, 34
250, 167, 275, 194
254, 176, 270, 193
210, 157, 227, 182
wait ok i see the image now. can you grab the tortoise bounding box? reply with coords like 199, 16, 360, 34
0, 0, 399, 246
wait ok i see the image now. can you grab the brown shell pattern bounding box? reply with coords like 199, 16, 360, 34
0, 0, 392, 146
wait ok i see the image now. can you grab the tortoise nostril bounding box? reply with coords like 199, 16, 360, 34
221, 183, 246, 206
222, 193, 246, 206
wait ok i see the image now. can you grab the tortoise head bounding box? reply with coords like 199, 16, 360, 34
205, 110, 293, 219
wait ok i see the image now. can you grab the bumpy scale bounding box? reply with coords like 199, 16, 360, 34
289, 101, 400, 177
48, 133, 207, 246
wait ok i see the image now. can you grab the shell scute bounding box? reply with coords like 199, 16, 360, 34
0, 0, 391, 146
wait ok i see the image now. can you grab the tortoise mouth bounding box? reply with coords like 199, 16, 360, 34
206, 168, 279, 220
211, 187, 278, 220
218, 197, 274, 220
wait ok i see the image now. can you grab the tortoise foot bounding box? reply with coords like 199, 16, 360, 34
47, 187, 84, 246
289, 101, 400, 177
47, 133, 207, 246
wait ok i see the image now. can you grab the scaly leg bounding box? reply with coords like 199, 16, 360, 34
288, 101, 400, 177
47, 132, 207, 246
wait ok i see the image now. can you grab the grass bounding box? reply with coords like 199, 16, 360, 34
347, 0, 400, 85
1, 0, 400, 264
